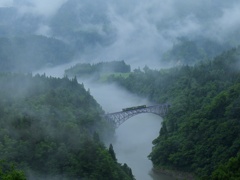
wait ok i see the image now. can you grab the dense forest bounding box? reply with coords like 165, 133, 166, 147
107, 46, 240, 179
0, 73, 134, 180
65, 61, 131, 80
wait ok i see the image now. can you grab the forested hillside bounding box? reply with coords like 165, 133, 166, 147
107, 46, 240, 179
162, 37, 230, 66
65, 61, 131, 80
0, 35, 74, 72
0, 73, 134, 180
1, 1, 240, 179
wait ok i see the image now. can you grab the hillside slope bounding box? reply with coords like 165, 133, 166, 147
107, 46, 240, 179
0, 73, 134, 179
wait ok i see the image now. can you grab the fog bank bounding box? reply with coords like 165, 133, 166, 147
2, 0, 240, 69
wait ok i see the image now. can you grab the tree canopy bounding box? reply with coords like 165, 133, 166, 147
65, 61, 131, 80
107, 46, 240, 179
0, 73, 134, 180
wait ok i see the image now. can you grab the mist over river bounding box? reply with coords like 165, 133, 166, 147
83, 82, 175, 180
35, 65, 175, 180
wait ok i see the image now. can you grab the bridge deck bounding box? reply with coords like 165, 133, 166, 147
104, 104, 170, 128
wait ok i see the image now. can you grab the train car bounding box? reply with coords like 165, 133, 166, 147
122, 105, 146, 111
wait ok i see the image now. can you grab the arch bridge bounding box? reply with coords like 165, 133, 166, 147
104, 104, 170, 128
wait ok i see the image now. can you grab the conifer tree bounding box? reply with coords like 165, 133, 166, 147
108, 144, 117, 162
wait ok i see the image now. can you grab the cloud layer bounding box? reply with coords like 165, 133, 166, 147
1, 0, 240, 68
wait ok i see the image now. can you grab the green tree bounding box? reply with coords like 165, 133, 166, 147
0, 161, 26, 180
108, 144, 117, 162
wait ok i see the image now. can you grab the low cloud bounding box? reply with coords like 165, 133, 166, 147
13, 0, 67, 17
80, 0, 240, 68
0, 0, 13, 7
212, 2, 240, 42
2, 0, 240, 68
35, 24, 51, 36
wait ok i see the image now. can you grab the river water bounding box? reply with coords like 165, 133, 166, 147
83, 82, 175, 180
35, 65, 175, 180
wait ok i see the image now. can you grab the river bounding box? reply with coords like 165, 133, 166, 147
35, 65, 175, 180
81, 81, 175, 180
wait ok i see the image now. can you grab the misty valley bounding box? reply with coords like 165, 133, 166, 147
0, 1, 240, 180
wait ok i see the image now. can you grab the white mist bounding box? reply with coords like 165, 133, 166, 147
83, 81, 174, 180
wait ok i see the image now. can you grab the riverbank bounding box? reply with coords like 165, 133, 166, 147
152, 167, 196, 180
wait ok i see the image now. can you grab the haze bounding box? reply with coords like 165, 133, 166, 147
1, 1, 239, 179
1, 0, 240, 68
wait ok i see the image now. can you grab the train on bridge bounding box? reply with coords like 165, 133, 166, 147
122, 105, 146, 112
